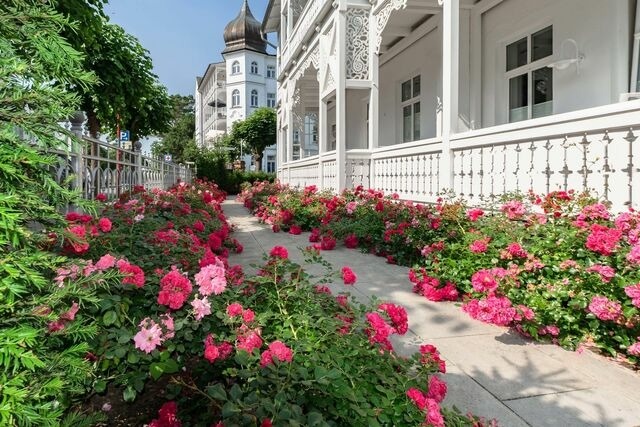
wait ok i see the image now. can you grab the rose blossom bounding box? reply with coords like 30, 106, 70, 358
588, 296, 622, 321
269, 246, 288, 259
134, 318, 163, 353
191, 295, 212, 321
194, 262, 227, 296
341, 266, 357, 285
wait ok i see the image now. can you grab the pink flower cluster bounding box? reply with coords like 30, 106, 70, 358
469, 238, 490, 254
260, 340, 294, 367
148, 401, 181, 427
341, 266, 357, 285
194, 261, 226, 296
470, 268, 511, 294
406, 381, 446, 427
409, 269, 458, 302
158, 270, 193, 310
419, 344, 446, 373
586, 264, 616, 283
203, 334, 233, 363
625, 284, 640, 308
501, 200, 526, 220
588, 296, 622, 321
134, 315, 175, 353
585, 224, 622, 256
269, 246, 288, 259
462, 296, 518, 326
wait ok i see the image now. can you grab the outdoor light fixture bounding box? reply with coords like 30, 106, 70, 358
547, 39, 584, 74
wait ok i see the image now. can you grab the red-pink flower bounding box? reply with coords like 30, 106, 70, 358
588, 296, 622, 321
471, 269, 499, 293
501, 200, 526, 220
134, 318, 164, 353
469, 238, 489, 253
585, 224, 622, 256
628, 339, 640, 356
341, 266, 357, 285
158, 270, 192, 310
406, 388, 428, 410
237, 330, 263, 353
288, 224, 302, 235
269, 246, 289, 259
625, 284, 640, 307
425, 398, 445, 427
466, 208, 484, 222
194, 262, 227, 296
191, 295, 212, 321
118, 260, 145, 288
148, 401, 181, 427
626, 245, 640, 265
309, 228, 321, 242
427, 376, 447, 403
462, 296, 516, 326
378, 303, 408, 335
242, 309, 255, 323
344, 234, 359, 249
226, 302, 244, 317
260, 340, 293, 367
365, 312, 394, 350
419, 344, 446, 373
95, 254, 117, 270
586, 264, 616, 283
320, 236, 336, 250
96, 193, 107, 202
97, 217, 112, 233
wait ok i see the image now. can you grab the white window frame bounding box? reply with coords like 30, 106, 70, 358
267, 93, 276, 108
267, 66, 276, 79
400, 75, 421, 143
250, 89, 259, 107
232, 89, 240, 107
232, 61, 241, 75
250, 61, 259, 75
503, 25, 554, 123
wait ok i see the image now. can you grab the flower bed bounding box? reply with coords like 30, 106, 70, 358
239, 182, 640, 367
50, 180, 492, 426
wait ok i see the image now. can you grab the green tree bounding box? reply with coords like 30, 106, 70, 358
152, 95, 197, 163
0, 1, 104, 424
229, 107, 276, 171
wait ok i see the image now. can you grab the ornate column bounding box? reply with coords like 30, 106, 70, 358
441, 0, 459, 191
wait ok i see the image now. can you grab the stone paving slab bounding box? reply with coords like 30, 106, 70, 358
224, 198, 640, 427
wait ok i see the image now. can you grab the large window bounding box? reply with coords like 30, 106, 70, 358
250, 61, 259, 74
506, 26, 553, 123
232, 61, 240, 75
267, 65, 276, 79
401, 75, 421, 142
266, 155, 276, 173
250, 89, 259, 107
232, 89, 240, 107
267, 93, 276, 108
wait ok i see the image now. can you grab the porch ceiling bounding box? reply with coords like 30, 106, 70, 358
379, 0, 478, 54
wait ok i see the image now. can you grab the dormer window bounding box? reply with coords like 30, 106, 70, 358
250, 61, 259, 74
232, 61, 241, 75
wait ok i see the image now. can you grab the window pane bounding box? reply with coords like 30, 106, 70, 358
413, 76, 421, 97
506, 37, 527, 71
533, 67, 553, 118
403, 105, 412, 142
532, 26, 553, 62
413, 103, 421, 140
509, 74, 528, 122
402, 80, 412, 102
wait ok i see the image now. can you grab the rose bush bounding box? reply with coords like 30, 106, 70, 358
240, 182, 640, 367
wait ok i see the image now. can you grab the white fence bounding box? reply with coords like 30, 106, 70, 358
50, 135, 192, 201
278, 100, 640, 212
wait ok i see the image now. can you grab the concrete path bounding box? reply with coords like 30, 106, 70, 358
224, 198, 640, 427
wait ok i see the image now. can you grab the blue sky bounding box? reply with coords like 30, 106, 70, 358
105, 0, 272, 96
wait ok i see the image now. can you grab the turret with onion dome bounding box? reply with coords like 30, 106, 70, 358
223, 0, 267, 55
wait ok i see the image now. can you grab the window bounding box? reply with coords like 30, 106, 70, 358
267, 66, 276, 79
506, 26, 553, 122
232, 89, 240, 107
232, 61, 240, 75
267, 93, 276, 108
401, 75, 421, 142
266, 155, 276, 173
250, 61, 259, 74
250, 89, 259, 107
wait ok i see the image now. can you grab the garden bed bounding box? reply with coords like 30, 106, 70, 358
238, 181, 640, 369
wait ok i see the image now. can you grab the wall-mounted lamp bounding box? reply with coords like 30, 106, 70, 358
547, 39, 584, 74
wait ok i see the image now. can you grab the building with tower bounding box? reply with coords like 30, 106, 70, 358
195, 0, 277, 172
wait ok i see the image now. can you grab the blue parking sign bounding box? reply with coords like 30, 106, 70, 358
120, 130, 130, 141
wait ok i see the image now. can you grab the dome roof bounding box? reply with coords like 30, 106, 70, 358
223, 0, 267, 55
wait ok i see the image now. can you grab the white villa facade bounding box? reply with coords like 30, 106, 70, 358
195, 1, 278, 172
263, 0, 640, 211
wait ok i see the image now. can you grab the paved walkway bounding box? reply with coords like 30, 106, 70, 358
224, 198, 640, 427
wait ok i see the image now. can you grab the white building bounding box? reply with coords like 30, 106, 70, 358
263, 0, 640, 211
195, 0, 278, 172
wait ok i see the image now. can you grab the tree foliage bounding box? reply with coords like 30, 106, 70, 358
152, 95, 196, 163
0, 0, 106, 424
54, 1, 172, 141
229, 107, 277, 171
